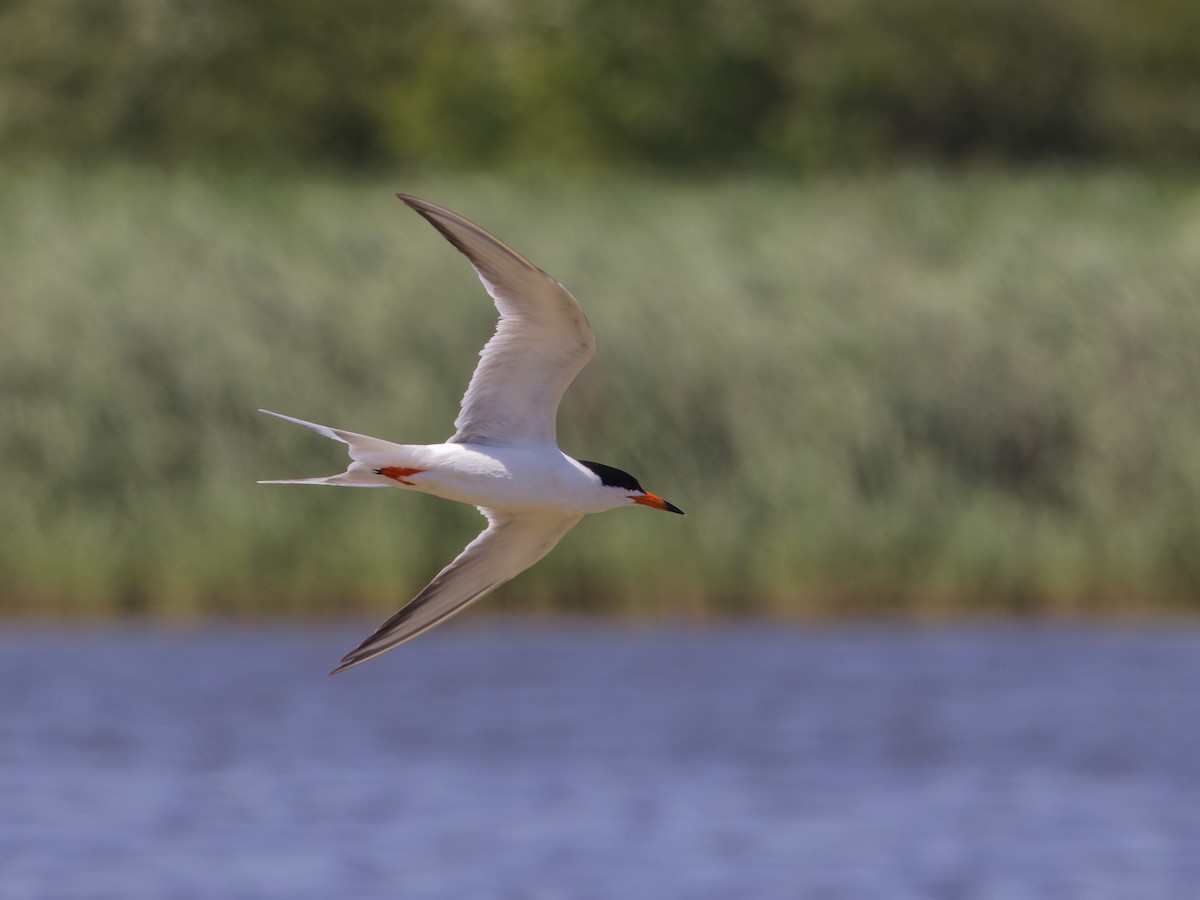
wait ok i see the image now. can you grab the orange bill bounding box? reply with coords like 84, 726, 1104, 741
632, 492, 685, 515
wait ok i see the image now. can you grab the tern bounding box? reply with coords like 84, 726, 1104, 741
261, 194, 684, 673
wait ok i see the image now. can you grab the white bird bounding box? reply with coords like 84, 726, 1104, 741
261, 194, 683, 673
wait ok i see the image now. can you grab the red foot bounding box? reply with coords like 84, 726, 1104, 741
376, 466, 424, 485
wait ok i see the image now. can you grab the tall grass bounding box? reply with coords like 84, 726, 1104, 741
4, 165, 1200, 619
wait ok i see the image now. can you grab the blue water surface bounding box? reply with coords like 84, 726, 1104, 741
1, 622, 1198, 899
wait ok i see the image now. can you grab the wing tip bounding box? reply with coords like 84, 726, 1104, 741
329, 643, 385, 675
396, 192, 437, 217
394, 193, 547, 279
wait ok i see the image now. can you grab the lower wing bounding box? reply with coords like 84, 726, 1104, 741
331, 508, 583, 673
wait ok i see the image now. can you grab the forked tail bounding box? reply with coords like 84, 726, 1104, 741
258, 409, 411, 487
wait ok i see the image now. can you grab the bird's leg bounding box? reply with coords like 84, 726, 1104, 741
374, 466, 424, 486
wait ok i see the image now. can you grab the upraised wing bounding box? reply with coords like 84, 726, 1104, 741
399, 194, 596, 448
331, 508, 583, 673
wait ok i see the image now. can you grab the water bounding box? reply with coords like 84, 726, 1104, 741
1, 623, 1197, 899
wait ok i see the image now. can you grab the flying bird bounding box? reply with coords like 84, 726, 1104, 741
261, 194, 684, 673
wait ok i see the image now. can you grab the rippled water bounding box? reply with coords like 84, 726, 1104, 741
2, 623, 1198, 899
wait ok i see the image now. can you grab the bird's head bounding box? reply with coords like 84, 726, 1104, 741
579, 460, 684, 515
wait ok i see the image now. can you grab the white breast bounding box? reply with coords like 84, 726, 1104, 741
411, 444, 618, 514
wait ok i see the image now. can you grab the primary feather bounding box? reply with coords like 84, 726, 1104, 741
398, 195, 596, 447
331, 509, 582, 673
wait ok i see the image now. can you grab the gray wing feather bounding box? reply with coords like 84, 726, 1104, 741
398, 195, 596, 447
331, 509, 583, 673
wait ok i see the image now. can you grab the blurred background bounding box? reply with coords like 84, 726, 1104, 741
4, 0, 1200, 620
3, 1, 1200, 897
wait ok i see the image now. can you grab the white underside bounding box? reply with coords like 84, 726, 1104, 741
258, 409, 626, 515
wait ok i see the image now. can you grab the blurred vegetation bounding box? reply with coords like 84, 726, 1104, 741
2, 0, 1200, 170
4, 166, 1200, 620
